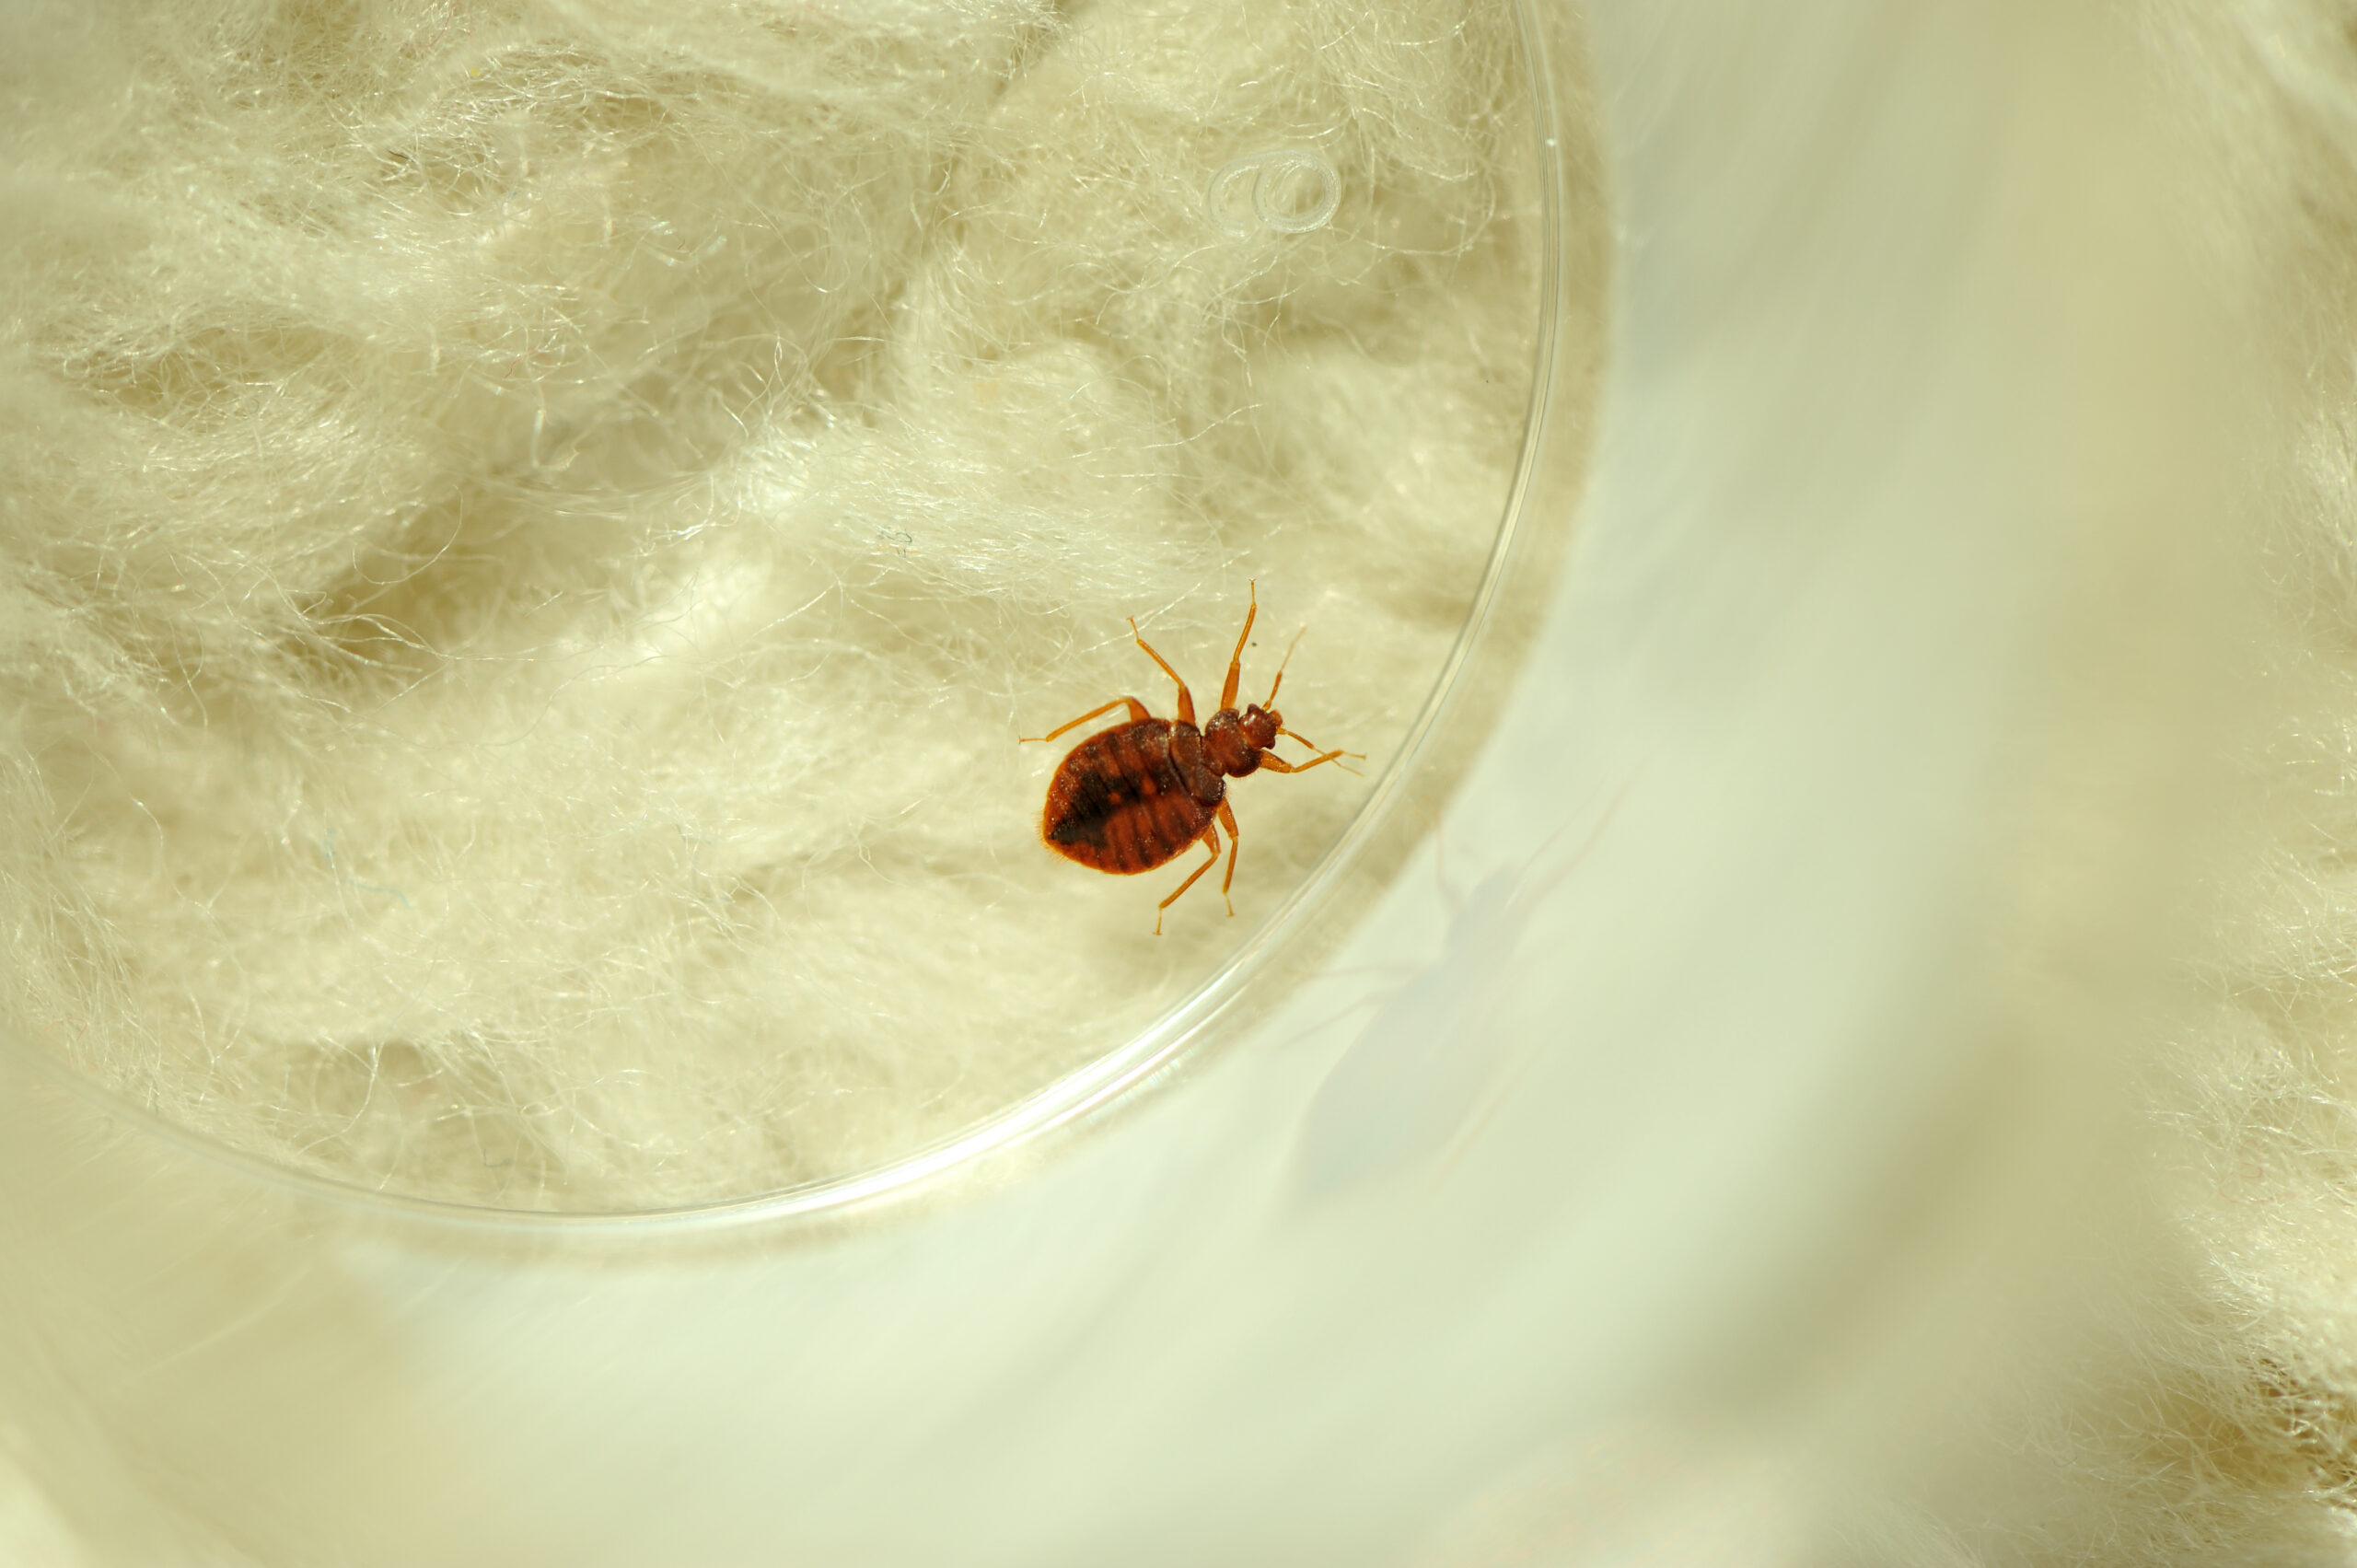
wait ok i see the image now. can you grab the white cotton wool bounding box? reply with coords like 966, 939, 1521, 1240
1875, 2, 2357, 1562
0, 0, 1576, 1207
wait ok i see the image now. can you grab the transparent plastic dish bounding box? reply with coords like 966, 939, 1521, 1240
0, 3, 2229, 1564
0, 0, 1601, 1223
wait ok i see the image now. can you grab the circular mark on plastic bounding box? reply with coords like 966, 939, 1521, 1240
1206, 148, 1341, 238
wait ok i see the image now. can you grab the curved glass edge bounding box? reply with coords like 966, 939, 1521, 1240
0, 0, 1608, 1236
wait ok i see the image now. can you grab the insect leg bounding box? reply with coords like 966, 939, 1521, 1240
1219, 581, 1259, 711
1215, 799, 1241, 913
1256, 748, 1347, 774
1129, 619, 1196, 726
1155, 825, 1223, 935
1022, 697, 1152, 744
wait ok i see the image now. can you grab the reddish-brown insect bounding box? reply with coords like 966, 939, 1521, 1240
1024, 585, 1350, 933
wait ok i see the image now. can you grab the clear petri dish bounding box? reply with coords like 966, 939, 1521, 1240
0, 6, 2233, 1565
0, 0, 1606, 1218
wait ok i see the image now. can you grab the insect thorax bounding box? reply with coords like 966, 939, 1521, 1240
1168, 723, 1228, 805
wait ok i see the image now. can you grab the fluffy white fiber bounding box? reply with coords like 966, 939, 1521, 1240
2135, 1, 2357, 1554
0, 0, 1561, 1208
1873, 4, 2357, 1562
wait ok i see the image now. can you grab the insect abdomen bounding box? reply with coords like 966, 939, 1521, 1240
1041, 719, 1214, 875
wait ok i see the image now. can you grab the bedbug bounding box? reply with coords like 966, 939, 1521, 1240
1023, 585, 1349, 933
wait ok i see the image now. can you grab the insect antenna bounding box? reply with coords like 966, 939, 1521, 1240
1277, 726, 1361, 757
1264, 627, 1306, 707
1278, 727, 1365, 775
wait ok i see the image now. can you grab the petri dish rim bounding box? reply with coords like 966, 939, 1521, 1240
0, 0, 1598, 1234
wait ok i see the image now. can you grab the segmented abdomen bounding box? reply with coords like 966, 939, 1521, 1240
1041, 719, 1214, 874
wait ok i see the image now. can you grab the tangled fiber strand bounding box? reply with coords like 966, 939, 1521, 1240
0, 0, 1564, 1208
